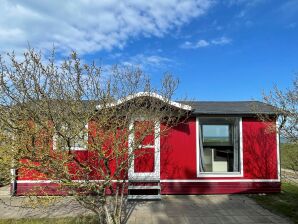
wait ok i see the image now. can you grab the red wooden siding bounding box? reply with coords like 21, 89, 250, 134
242, 117, 278, 179
160, 119, 197, 179
161, 182, 280, 194
15, 116, 280, 195
157, 116, 280, 194
159, 117, 278, 181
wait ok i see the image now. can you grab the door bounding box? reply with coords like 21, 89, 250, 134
128, 119, 160, 180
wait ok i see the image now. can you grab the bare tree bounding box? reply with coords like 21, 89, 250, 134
262, 75, 298, 142
260, 75, 298, 176
0, 49, 188, 223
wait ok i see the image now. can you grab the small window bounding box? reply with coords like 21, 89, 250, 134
53, 124, 88, 150
198, 117, 241, 174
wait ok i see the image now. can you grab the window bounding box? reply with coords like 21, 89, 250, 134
133, 120, 155, 173
202, 125, 232, 145
198, 117, 242, 175
53, 124, 88, 150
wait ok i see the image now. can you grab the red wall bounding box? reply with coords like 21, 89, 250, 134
18, 151, 90, 181
160, 119, 197, 179
242, 117, 278, 179
15, 116, 280, 195
159, 117, 278, 181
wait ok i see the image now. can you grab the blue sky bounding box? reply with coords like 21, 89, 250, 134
1, 0, 297, 101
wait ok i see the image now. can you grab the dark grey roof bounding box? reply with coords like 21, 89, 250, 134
178, 101, 278, 115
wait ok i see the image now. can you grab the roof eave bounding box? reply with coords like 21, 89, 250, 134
95, 92, 192, 111
191, 111, 279, 116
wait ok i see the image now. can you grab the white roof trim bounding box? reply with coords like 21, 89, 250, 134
95, 92, 192, 111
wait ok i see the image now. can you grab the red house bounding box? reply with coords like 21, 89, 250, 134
12, 92, 280, 199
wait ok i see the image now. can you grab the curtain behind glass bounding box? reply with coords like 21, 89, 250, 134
199, 124, 205, 172
233, 118, 240, 172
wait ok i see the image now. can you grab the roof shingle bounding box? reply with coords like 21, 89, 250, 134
179, 101, 277, 115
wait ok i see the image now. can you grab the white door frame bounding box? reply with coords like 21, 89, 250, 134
128, 118, 160, 181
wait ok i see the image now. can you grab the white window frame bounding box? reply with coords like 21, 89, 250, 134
196, 117, 244, 177
53, 123, 88, 151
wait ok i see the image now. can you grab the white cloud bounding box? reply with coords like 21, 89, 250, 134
180, 36, 231, 49
121, 54, 172, 70
196, 40, 210, 47
0, 0, 214, 55
180, 40, 209, 49
211, 37, 232, 45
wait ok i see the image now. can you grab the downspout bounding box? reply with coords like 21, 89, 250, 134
10, 168, 16, 196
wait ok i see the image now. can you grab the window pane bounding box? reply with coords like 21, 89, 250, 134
202, 125, 230, 143
70, 132, 87, 149
199, 117, 240, 174
54, 125, 88, 150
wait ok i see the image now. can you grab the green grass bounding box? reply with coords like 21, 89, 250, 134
250, 182, 298, 223
0, 216, 99, 224
281, 143, 298, 170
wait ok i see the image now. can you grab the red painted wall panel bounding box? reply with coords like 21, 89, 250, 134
18, 160, 47, 180
160, 118, 197, 179
161, 182, 281, 194
159, 117, 278, 181
242, 118, 278, 179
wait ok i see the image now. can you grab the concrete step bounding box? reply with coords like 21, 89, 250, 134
128, 185, 160, 190
128, 179, 161, 200
127, 195, 161, 200
128, 178, 160, 182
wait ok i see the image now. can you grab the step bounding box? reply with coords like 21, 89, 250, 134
128, 185, 160, 190
127, 195, 161, 200
129, 179, 160, 182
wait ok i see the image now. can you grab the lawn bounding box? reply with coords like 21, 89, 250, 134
0, 216, 98, 224
250, 182, 298, 223
281, 143, 298, 170
250, 144, 298, 223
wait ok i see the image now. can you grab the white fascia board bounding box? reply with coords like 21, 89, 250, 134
95, 92, 192, 111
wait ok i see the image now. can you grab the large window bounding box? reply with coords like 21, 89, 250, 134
198, 117, 241, 175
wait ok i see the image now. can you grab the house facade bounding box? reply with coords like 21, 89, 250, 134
12, 93, 280, 198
